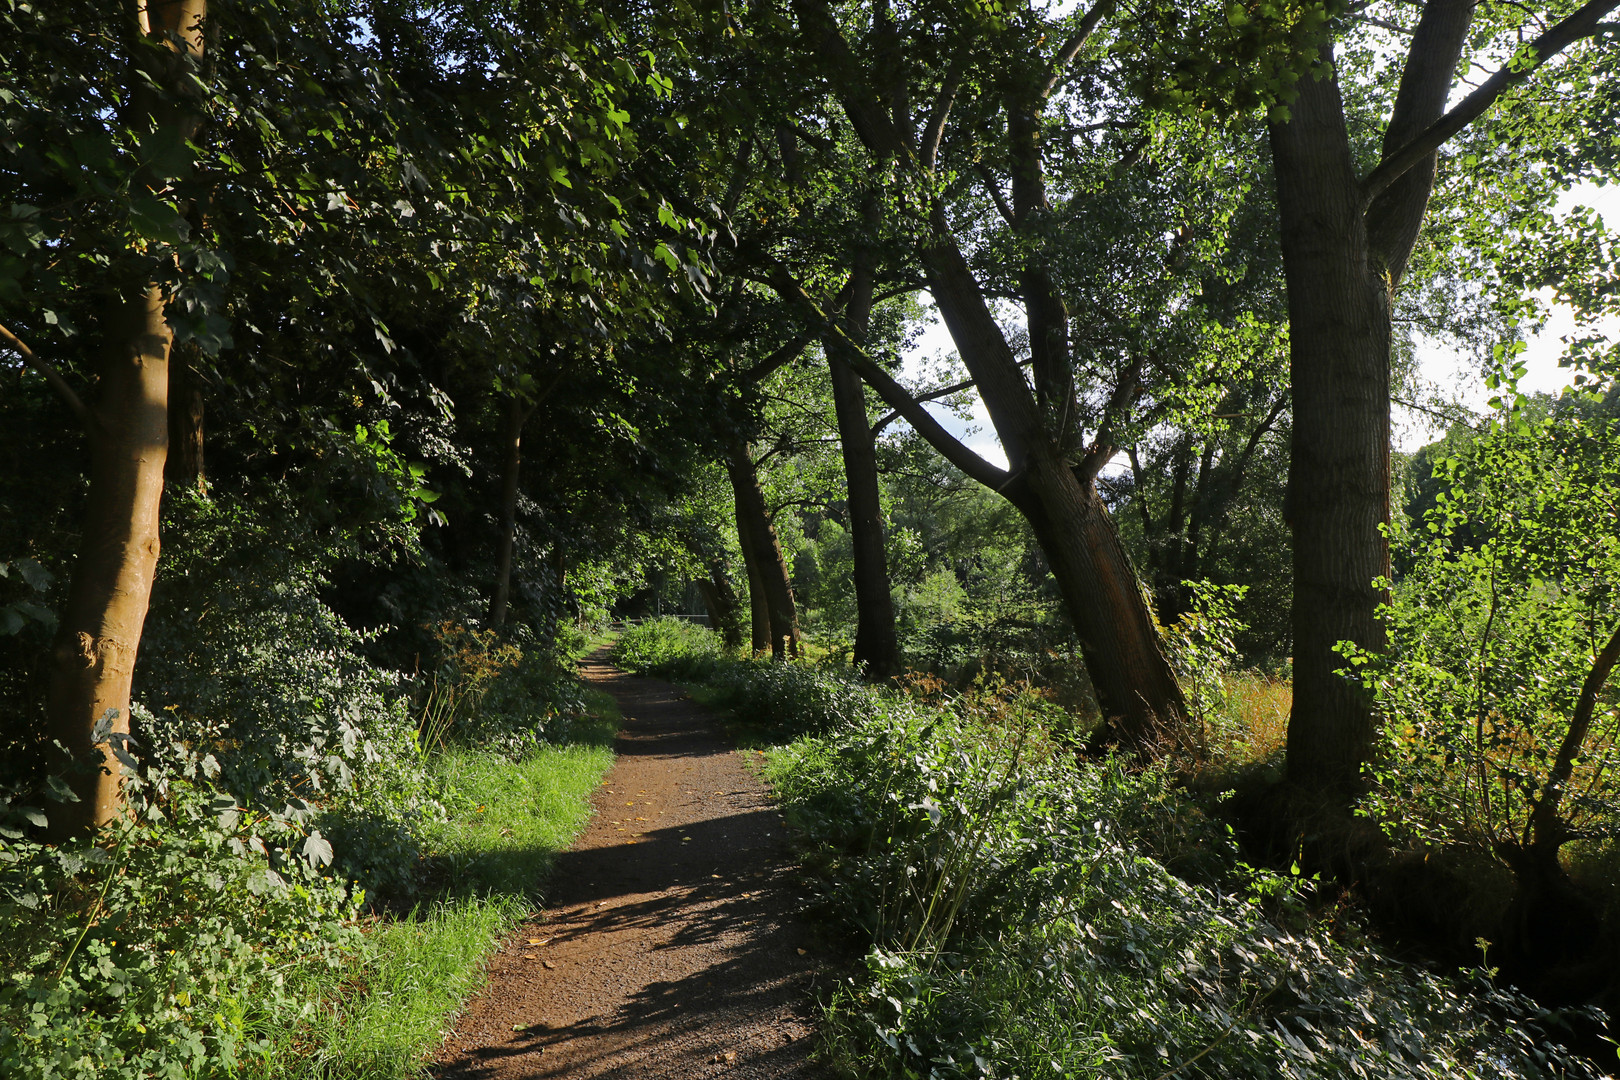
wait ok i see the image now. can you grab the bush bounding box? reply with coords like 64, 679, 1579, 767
1, 756, 358, 1080
765, 679, 1601, 1080
1350, 398, 1620, 865
707, 660, 887, 738
609, 617, 726, 679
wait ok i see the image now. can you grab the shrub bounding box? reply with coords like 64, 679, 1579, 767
707, 660, 885, 738
1349, 397, 1620, 869
766, 682, 1601, 1079
609, 617, 726, 679
0, 750, 358, 1080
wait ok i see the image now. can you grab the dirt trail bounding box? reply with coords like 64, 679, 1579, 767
433, 651, 827, 1080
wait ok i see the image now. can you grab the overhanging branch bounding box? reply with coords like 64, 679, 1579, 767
0, 322, 94, 432
1363, 0, 1620, 206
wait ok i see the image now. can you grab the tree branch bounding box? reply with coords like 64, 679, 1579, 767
921, 66, 962, 172
0, 322, 94, 432
771, 267, 1012, 490
741, 330, 817, 385
1363, 0, 1620, 207
1040, 0, 1115, 99
869, 359, 1035, 436
975, 162, 1016, 225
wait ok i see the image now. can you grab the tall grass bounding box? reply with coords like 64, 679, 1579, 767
255, 693, 618, 1078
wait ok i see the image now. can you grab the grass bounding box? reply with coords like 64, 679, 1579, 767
265, 692, 619, 1079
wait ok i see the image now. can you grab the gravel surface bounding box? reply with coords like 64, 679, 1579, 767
434, 652, 829, 1080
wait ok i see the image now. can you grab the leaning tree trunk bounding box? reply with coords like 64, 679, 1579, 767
47, 287, 172, 835
724, 442, 800, 660
1269, 67, 1394, 796
1014, 455, 1191, 751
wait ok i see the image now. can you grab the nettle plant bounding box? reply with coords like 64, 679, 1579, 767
1348, 382, 1620, 879
1, 720, 358, 1080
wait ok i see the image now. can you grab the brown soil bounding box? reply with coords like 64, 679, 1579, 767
433, 651, 830, 1080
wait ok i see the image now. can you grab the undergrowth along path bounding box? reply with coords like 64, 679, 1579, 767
434, 650, 827, 1080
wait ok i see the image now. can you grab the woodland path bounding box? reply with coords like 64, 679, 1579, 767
433, 650, 828, 1080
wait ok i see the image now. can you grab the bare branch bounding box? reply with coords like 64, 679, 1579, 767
771, 267, 1012, 490
1363, 0, 1620, 206
870, 359, 1034, 436
0, 322, 94, 432
1354, 13, 1415, 35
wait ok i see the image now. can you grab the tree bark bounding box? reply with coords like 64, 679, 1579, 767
47, 287, 172, 835
488, 396, 528, 629
165, 342, 205, 491
824, 218, 899, 678
1270, 63, 1394, 796
46, 0, 206, 835
694, 573, 743, 649
724, 441, 800, 660
740, 527, 770, 655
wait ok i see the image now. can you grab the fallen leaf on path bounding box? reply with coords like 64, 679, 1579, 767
797, 948, 807, 955
542, 960, 556, 970
521, 953, 537, 959
527, 938, 550, 946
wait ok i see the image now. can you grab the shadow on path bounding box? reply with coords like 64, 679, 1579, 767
433, 650, 828, 1080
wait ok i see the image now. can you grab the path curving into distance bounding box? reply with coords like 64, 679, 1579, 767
434, 650, 827, 1080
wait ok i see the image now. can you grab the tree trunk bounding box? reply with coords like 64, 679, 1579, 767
1012, 454, 1190, 751
740, 529, 770, 655
825, 221, 899, 678
724, 442, 800, 660
1269, 63, 1393, 796
47, 287, 172, 835
46, 0, 206, 835
694, 572, 743, 649
165, 342, 205, 491
488, 396, 527, 629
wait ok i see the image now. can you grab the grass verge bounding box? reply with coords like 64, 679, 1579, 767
268, 692, 619, 1078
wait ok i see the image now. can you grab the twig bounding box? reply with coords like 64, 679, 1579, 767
0, 322, 94, 431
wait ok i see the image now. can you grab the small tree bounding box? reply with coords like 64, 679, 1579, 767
1350, 378, 1620, 893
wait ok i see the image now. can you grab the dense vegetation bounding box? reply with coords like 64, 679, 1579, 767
3, 0, 1620, 1074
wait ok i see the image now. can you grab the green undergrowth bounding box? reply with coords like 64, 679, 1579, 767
269, 701, 616, 1078
670, 657, 1597, 1080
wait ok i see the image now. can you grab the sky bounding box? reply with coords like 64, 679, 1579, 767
898, 183, 1619, 468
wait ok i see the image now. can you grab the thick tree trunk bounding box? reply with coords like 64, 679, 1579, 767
488, 396, 527, 629
740, 532, 770, 655
1013, 454, 1190, 751
724, 442, 800, 660
165, 343, 205, 491
47, 287, 172, 835
1270, 66, 1393, 796
825, 227, 899, 678
694, 572, 743, 650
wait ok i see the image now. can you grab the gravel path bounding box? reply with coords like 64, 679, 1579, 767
433, 652, 828, 1080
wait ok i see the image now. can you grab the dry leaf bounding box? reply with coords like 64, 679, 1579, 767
527, 938, 550, 946
542, 959, 556, 970
796, 948, 807, 955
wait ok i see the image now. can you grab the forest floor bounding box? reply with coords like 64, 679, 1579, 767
432, 650, 830, 1080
